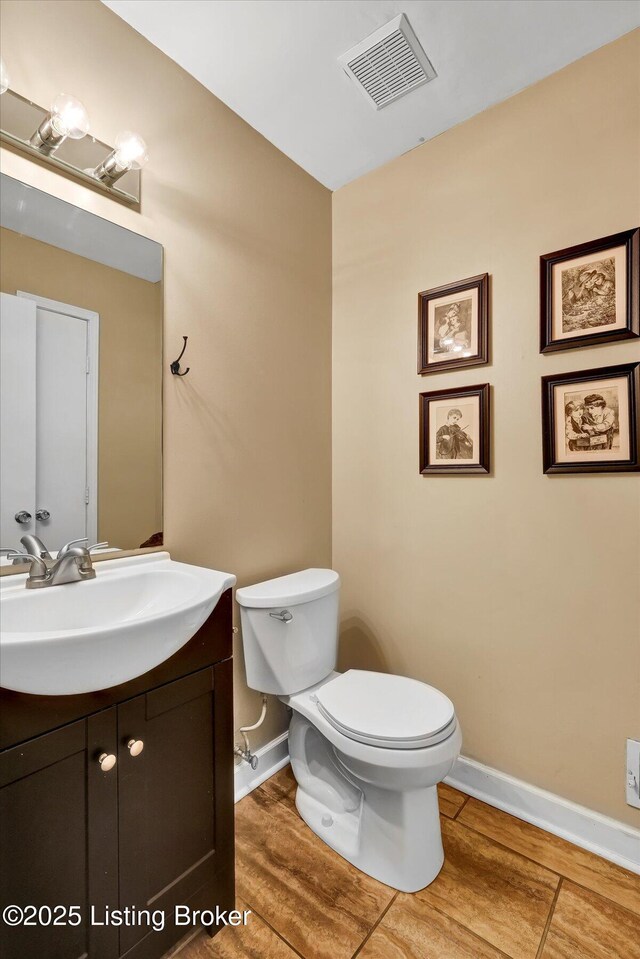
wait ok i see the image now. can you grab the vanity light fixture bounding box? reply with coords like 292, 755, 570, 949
90, 130, 148, 186
0, 58, 9, 95
28, 93, 90, 155
1, 80, 146, 204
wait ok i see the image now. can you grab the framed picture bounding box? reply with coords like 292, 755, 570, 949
419, 384, 490, 475
540, 228, 639, 353
418, 273, 489, 374
541, 362, 639, 474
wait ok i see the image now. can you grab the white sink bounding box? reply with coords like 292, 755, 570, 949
0, 551, 236, 696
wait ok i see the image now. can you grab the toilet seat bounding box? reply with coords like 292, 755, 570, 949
315, 669, 456, 750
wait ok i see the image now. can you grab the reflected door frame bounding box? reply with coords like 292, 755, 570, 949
17, 291, 99, 547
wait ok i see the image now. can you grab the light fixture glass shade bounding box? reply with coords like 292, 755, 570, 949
113, 131, 148, 171
0, 58, 9, 95
50, 93, 90, 140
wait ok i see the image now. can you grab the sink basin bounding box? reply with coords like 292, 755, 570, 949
0, 551, 236, 696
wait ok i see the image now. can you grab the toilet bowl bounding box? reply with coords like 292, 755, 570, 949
236, 569, 461, 892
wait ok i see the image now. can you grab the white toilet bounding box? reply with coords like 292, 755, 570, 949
236, 568, 461, 893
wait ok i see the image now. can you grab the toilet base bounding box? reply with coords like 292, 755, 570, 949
295, 786, 361, 863
294, 780, 444, 892
288, 711, 449, 892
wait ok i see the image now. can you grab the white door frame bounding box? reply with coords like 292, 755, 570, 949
17, 291, 99, 546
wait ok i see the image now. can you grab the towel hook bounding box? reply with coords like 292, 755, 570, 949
170, 336, 190, 376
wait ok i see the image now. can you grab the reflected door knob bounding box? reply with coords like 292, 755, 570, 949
36, 508, 51, 521
98, 752, 117, 772
14, 511, 32, 525
127, 739, 144, 757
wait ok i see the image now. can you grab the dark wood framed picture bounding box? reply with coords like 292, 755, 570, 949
540, 227, 639, 353
418, 273, 489, 374
541, 362, 639, 474
420, 383, 490, 475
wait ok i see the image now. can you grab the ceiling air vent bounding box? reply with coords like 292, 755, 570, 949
339, 14, 436, 110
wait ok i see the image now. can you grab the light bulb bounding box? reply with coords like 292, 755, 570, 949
29, 92, 89, 154
90, 130, 149, 186
0, 58, 9, 95
113, 131, 148, 171
50, 93, 90, 140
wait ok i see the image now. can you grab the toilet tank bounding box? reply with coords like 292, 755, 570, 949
236, 569, 340, 695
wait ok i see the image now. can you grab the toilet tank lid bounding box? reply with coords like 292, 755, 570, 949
236, 569, 340, 608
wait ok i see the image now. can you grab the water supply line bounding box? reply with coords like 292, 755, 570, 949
234, 693, 268, 770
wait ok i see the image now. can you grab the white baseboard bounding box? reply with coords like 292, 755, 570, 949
234, 733, 640, 875
446, 755, 640, 875
234, 731, 290, 803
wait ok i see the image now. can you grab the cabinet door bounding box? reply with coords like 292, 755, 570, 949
0, 711, 118, 959
117, 666, 231, 958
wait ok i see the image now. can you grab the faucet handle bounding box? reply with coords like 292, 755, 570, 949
58, 537, 88, 558
1, 548, 27, 565
58, 538, 108, 558
6, 550, 48, 580
88, 542, 109, 553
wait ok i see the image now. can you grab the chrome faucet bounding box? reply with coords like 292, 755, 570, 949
7, 542, 103, 589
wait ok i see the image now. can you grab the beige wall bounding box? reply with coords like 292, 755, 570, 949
2, 0, 637, 826
0, 0, 332, 748
333, 30, 640, 826
1, 227, 162, 550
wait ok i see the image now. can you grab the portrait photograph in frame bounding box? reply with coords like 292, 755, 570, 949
420, 383, 490, 475
418, 273, 489, 374
541, 362, 639, 474
540, 228, 639, 353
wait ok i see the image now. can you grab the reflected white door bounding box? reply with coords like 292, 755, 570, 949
0, 293, 37, 549
0, 292, 98, 553
35, 307, 90, 549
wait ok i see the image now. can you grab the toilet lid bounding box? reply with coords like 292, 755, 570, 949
315, 670, 456, 750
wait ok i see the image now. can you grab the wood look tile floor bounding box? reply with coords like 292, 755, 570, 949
174, 765, 640, 959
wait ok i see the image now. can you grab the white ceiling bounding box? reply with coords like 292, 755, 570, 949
103, 0, 640, 190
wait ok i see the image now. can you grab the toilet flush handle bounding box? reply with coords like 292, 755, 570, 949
269, 609, 293, 623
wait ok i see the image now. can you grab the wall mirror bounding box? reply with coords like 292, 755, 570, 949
0, 174, 163, 565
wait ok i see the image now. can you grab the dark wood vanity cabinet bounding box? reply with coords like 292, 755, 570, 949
117, 666, 234, 959
0, 717, 100, 959
0, 589, 234, 959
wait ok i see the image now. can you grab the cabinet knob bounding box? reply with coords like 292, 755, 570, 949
127, 739, 144, 757
14, 511, 32, 525
98, 752, 117, 772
